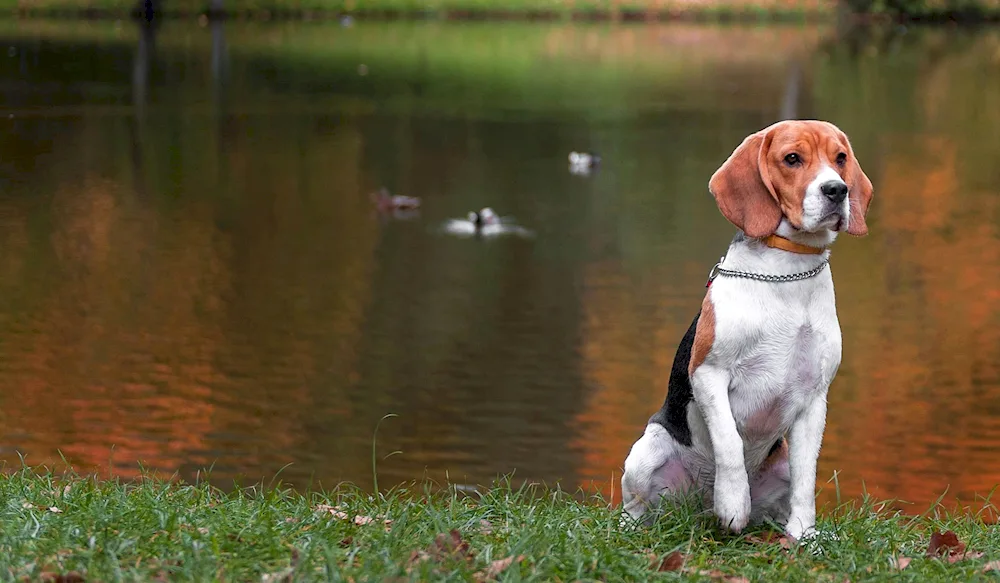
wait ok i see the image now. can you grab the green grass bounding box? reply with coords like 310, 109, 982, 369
2, 466, 999, 582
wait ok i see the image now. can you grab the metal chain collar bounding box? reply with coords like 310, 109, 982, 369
707, 256, 830, 286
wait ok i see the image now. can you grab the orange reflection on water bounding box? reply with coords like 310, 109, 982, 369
573, 256, 710, 505
2, 175, 225, 477
0, 115, 378, 486
821, 132, 1000, 513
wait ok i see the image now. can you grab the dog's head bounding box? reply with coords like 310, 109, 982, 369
708, 120, 874, 239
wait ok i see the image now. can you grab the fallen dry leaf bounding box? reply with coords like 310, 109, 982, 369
696, 570, 750, 583
148, 557, 182, 581
473, 555, 526, 581
35, 573, 86, 583
983, 561, 1000, 572
21, 502, 33, 509
259, 568, 294, 583
926, 530, 965, 557
925, 530, 985, 563
406, 530, 476, 574
478, 519, 494, 535
316, 504, 390, 529
745, 532, 781, 544
315, 504, 349, 521
648, 551, 685, 572
948, 551, 985, 564
433, 529, 474, 562
48, 506, 63, 514
745, 532, 792, 550
260, 549, 299, 583
407, 549, 432, 570
339, 536, 354, 547
890, 556, 911, 570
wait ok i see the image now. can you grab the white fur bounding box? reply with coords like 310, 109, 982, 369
621, 423, 693, 522
801, 165, 850, 234
621, 218, 843, 541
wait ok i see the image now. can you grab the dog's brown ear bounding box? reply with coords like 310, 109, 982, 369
840, 133, 874, 237
708, 130, 782, 238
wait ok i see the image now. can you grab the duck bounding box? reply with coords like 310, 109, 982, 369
568, 151, 601, 170
470, 207, 501, 229
441, 207, 533, 239
370, 187, 421, 213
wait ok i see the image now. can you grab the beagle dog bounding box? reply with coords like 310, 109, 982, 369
620, 120, 874, 541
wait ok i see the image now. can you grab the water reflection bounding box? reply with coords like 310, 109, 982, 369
0, 21, 997, 515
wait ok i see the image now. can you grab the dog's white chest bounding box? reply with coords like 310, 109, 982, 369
785, 323, 827, 391
716, 282, 843, 438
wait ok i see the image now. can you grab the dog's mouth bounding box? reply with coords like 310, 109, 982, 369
815, 212, 844, 232
789, 215, 841, 234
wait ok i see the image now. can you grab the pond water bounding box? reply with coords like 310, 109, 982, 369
0, 20, 998, 514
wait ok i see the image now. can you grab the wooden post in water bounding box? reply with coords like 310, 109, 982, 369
132, 23, 152, 121
211, 21, 227, 86
130, 21, 156, 197
779, 61, 801, 121
211, 17, 229, 190
209, 0, 224, 18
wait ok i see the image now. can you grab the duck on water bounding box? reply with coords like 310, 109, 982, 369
568, 151, 601, 175
441, 207, 533, 238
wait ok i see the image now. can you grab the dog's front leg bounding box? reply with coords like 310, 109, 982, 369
691, 365, 750, 533
785, 390, 828, 540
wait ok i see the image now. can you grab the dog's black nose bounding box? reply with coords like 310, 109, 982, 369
820, 181, 848, 204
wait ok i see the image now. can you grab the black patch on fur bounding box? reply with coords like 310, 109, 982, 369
767, 438, 783, 459
648, 311, 787, 459
648, 313, 700, 447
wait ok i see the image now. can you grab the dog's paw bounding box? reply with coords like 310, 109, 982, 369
784, 515, 817, 542
785, 525, 840, 556
619, 494, 649, 528
619, 423, 689, 529
618, 505, 651, 530
714, 479, 752, 533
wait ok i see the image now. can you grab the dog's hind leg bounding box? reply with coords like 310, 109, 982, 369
621, 423, 693, 525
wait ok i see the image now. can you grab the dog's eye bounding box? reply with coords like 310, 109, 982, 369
783, 153, 801, 166
836, 152, 847, 166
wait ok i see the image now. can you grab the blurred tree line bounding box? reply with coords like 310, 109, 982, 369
843, 0, 998, 19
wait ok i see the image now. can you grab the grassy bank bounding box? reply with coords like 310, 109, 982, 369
6, 0, 1000, 21
2, 0, 835, 21
0, 20, 831, 121
2, 468, 998, 581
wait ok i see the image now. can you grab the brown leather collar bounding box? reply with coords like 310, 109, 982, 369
761, 234, 826, 255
